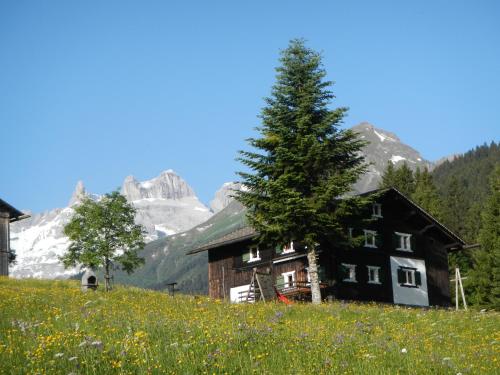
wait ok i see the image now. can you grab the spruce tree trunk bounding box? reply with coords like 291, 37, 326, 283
307, 247, 322, 304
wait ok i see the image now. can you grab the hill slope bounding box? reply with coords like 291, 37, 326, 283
112, 200, 247, 293
1, 278, 498, 374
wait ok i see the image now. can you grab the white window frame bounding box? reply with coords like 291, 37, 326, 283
342, 263, 357, 283
364, 230, 378, 248
372, 203, 383, 218
395, 232, 412, 252
281, 271, 296, 289
367, 266, 381, 284
401, 268, 416, 286
248, 246, 261, 262
282, 241, 295, 254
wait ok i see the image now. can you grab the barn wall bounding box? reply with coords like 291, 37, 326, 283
0, 213, 9, 276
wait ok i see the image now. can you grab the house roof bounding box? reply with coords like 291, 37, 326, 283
186, 226, 256, 255
186, 187, 466, 255
0, 198, 30, 222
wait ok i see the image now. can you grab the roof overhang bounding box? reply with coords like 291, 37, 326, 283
186, 226, 256, 255
0, 198, 30, 222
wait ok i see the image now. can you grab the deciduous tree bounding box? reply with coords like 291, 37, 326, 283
61, 191, 145, 291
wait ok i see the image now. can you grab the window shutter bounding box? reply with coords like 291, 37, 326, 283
392, 233, 400, 249
410, 235, 417, 251
415, 271, 422, 286
275, 244, 283, 255
375, 233, 382, 248
337, 264, 346, 280
276, 275, 285, 288
378, 268, 384, 283
242, 251, 250, 262
318, 266, 326, 282
397, 269, 405, 284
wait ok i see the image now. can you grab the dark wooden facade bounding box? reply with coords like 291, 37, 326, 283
0, 198, 29, 276
189, 188, 465, 307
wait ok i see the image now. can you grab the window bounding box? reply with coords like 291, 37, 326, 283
348, 227, 353, 239
282, 241, 295, 254
397, 267, 421, 287
341, 263, 357, 282
364, 230, 378, 248
248, 246, 260, 262
367, 266, 381, 284
372, 203, 383, 218
281, 271, 296, 288
395, 232, 412, 252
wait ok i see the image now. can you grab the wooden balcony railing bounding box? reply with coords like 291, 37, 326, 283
236, 280, 328, 302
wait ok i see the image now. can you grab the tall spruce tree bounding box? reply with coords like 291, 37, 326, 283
412, 167, 443, 219
467, 166, 500, 309
236, 39, 368, 304
379, 162, 415, 197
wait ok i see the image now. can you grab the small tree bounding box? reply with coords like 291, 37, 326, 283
236, 39, 368, 304
468, 166, 500, 309
61, 191, 145, 291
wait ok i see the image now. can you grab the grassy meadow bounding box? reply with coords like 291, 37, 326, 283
0, 278, 499, 374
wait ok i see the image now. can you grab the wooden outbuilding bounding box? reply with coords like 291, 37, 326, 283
0, 198, 29, 276
187, 188, 466, 307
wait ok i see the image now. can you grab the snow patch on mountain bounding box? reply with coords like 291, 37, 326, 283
390, 155, 408, 164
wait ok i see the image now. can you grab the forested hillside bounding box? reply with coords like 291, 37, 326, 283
432, 141, 500, 243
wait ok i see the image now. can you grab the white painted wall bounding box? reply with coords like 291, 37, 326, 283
390, 256, 429, 306
230, 284, 250, 303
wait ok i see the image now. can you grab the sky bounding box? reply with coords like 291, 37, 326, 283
1, 0, 499, 213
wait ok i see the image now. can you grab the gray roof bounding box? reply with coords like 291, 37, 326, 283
186, 226, 256, 254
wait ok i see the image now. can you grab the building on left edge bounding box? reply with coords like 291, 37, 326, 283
0, 198, 29, 276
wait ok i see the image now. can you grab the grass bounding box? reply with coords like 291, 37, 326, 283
0, 277, 498, 374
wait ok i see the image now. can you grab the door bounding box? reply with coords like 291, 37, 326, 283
390, 256, 429, 306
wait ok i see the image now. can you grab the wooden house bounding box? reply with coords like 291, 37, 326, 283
0, 198, 29, 276
187, 188, 466, 307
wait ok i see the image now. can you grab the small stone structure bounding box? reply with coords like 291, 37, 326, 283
81, 269, 99, 291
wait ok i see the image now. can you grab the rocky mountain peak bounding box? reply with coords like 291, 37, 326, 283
351, 122, 433, 192
68, 180, 86, 206
121, 170, 195, 201
210, 182, 243, 213
352, 122, 401, 143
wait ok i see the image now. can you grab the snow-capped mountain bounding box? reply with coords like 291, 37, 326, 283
9, 170, 213, 279
9, 182, 96, 279
352, 122, 433, 192
121, 170, 212, 239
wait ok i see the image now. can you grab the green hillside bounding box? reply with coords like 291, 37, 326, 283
2, 278, 499, 374
112, 200, 247, 293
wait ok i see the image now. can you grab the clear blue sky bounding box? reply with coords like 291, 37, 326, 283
2, 0, 499, 213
